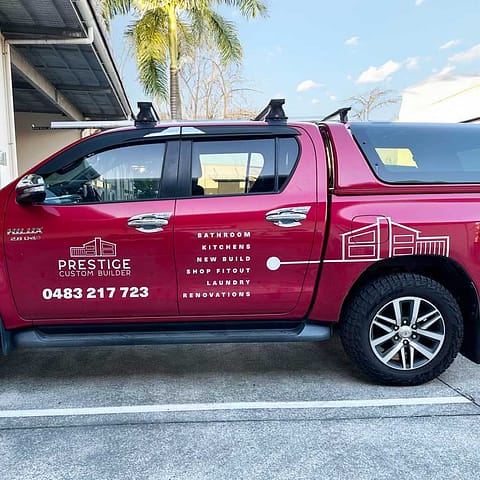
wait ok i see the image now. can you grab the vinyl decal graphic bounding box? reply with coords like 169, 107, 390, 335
57, 237, 131, 278
182, 231, 252, 300
70, 237, 116, 257
266, 217, 450, 271
45, 237, 148, 300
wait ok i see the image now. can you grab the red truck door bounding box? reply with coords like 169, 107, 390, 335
174, 126, 327, 317
4, 139, 180, 321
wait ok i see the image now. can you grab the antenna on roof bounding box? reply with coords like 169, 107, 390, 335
321, 107, 351, 123
135, 102, 159, 127
253, 99, 287, 122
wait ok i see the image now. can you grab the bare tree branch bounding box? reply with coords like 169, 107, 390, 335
347, 88, 400, 120
178, 47, 259, 119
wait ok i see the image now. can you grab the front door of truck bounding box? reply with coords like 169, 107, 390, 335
5, 138, 179, 321
174, 126, 327, 317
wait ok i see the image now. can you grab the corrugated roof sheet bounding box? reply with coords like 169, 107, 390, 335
0, 0, 131, 119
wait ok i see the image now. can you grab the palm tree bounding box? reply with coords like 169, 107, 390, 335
102, 0, 268, 120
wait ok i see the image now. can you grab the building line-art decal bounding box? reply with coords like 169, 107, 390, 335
70, 237, 117, 258
340, 216, 450, 260
266, 217, 450, 271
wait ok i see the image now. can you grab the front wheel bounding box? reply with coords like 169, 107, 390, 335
340, 273, 463, 385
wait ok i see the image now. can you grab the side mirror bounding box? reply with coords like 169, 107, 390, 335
16, 174, 46, 205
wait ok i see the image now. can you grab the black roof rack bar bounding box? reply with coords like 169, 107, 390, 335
253, 99, 288, 122
321, 107, 351, 123
135, 101, 160, 127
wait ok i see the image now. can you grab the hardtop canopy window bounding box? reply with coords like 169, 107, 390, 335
350, 122, 480, 184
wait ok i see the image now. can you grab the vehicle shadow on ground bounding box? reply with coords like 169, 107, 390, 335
0, 337, 353, 380
0, 335, 465, 412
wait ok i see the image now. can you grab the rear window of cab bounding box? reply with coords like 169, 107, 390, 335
350, 122, 480, 184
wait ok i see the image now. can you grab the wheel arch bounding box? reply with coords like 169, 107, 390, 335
340, 255, 480, 363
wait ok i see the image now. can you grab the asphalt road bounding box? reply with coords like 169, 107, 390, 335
1, 337, 479, 479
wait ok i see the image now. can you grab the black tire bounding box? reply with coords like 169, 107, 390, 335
340, 273, 463, 386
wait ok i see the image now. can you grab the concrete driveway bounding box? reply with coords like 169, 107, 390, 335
0, 337, 479, 479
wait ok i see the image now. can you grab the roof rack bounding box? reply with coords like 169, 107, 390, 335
46, 102, 159, 130
134, 101, 159, 127
321, 107, 351, 123
253, 99, 288, 122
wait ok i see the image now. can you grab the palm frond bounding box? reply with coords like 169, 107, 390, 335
129, 10, 170, 99
192, 9, 242, 64
176, 19, 195, 65
214, 0, 268, 18
100, 0, 133, 28
137, 55, 169, 101
177, 0, 211, 12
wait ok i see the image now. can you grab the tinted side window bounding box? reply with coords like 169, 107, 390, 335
278, 137, 299, 189
191, 137, 298, 196
41, 143, 165, 204
351, 123, 480, 184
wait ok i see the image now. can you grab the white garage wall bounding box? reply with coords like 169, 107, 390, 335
0, 34, 17, 187
15, 113, 81, 175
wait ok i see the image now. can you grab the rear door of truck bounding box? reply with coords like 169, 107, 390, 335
173, 124, 328, 318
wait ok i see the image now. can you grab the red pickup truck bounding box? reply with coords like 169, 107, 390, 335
1, 99, 479, 385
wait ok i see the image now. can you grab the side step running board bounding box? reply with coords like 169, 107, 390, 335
12, 322, 331, 350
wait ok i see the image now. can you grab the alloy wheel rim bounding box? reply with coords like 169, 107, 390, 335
369, 296, 445, 371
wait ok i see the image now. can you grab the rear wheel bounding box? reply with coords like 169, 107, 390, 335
340, 273, 463, 385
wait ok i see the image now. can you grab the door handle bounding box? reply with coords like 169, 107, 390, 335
127, 212, 172, 233
265, 206, 311, 228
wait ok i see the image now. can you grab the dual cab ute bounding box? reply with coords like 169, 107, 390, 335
1, 99, 480, 385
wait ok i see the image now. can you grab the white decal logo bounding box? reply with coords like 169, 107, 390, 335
341, 216, 450, 261
266, 216, 450, 271
57, 237, 131, 278
70, 237, 116, 258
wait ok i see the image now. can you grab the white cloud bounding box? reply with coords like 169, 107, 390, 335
357, 60, 401, 83
434, 66, 456, 77
329, 95, 337, 101
440, 39, 461, 50
405, 57, 420, 69
311, 98, 321, 105
296, 80, 324, 92
345, 36, 359, 46
415, 0, 425, 5
346, 74, 353, 81
449, 44, 480, 63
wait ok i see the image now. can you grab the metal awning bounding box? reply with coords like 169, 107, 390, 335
0, 0, 132, 120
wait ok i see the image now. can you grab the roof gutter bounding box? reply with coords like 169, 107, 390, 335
7, 26, 94, 45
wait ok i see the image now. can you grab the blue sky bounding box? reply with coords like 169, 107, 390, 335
110, 0, 480, 120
